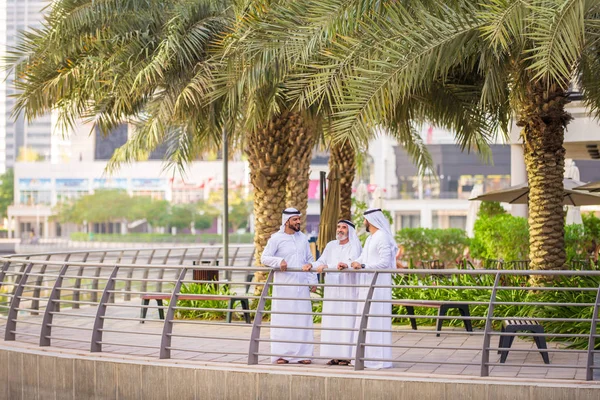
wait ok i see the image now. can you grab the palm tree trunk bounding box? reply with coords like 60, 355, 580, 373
517, 81, 572, 272
285, 116, 315, 232
246, 111, 298, 285
329, 141, 356, 220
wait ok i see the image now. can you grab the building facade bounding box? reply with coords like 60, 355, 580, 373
0, 1, 52, 173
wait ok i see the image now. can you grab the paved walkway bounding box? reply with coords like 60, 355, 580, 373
0, 299, 591, 382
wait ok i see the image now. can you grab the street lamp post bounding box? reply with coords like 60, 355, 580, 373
222, 127, 229, 278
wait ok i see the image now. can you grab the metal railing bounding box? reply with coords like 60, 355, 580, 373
0, 249, 599, 381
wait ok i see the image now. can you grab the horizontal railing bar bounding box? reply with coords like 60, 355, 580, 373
486, 347, 587, 354
49, 312, 96, 318
166, 347, 248, 356
20, 285, 52, 290
55, 287, 105, 293
256, 338, 354, 346
390, 314, 486, 321
9, 331, 39, 338
98, 328, 162, 336
494, 332, 590, 338
166, 334, 247, 341
17, 296, 46, 301
257, 324, 359, 331
51, 300, 98, 305
101, 316, 164, 323
168, 320, 252, 328
105, 290, 176, 296
44, 336, 94, 344
491, 301, 594, 307
253, 353, 348, 361
108, 277, 176, 283
485, 362, 583, 369
259, 310, 361, 317
14, 307, 45, 312
363, 328, 485, 335
172, 306, 256, 313
94, 341, 158, 349
11, 319, 42, 325
60, 275, 109, 281
48, 324, 93, 331
489, 316, 593, 323
101, 303, 167, 309
387, 300, 492, 306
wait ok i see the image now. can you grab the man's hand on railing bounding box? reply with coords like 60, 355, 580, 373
302, 264, 313, 271
337, 262, 348, 270
316, 264, 327, 273
280, 260, 288, 271
351, 261, 362, 269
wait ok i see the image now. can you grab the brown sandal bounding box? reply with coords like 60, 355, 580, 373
297, 360, 312, 365
338, 360, 351, 366
326, 359, 339, 365
276, 358, 289, 364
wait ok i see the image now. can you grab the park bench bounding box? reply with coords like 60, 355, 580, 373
140, 272, 255, 324
498, 319, 550, 364
391, 300, 472, 336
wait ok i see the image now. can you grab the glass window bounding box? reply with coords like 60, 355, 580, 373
20, 190, 51, 205
449, 216, 467, 230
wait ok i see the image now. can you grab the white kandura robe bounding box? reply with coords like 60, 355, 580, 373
261, 231, 318, 363
354, 230, 394, 369
313, 240, 362, 359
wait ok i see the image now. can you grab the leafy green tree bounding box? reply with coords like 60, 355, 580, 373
132, 197, 170, 229
167, 204, 195, 231
0, 169, 14, 219
478, 202, 507, 219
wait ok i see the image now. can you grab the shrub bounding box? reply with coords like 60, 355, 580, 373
173, 283, 233, 320
470, 213, 529, 261
395, 228, 469, 267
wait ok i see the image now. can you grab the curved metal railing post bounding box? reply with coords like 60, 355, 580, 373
39, 263, 70, 346
159, 267, 188, 359
31, 254, 52, 314
91, 251, 107, 303
90, 266, 120, 353
141, 249, 156, 294
124, 250, 140, 301
354, 271, 380, 371
156, 249, 172, 293
4, 262, 34, 341
248, 270, 273, 365
585, 283, 600, 380
72, 252, 89, 308
480, 272, 501, 377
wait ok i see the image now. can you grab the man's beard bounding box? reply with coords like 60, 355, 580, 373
336, 232, 348, 241
289, 223, 301, 232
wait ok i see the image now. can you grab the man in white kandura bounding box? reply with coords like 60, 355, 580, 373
261, 208, 318, 365
350, 208, 396, 369
303, 219, 362, 366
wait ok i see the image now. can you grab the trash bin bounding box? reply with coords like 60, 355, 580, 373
193, 260, 220, 282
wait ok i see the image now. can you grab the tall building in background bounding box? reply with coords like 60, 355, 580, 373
0, 1, 51, 173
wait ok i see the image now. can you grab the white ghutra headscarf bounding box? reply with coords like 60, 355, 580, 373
279, 207, 301, 233
364, 208, 398, 255
338, 219, 362, 254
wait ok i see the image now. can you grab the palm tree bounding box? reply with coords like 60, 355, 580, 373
8, 0, 318, 272
253, 0, 600, 271
329, 141, 356, 220
227, 0, 506, 226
